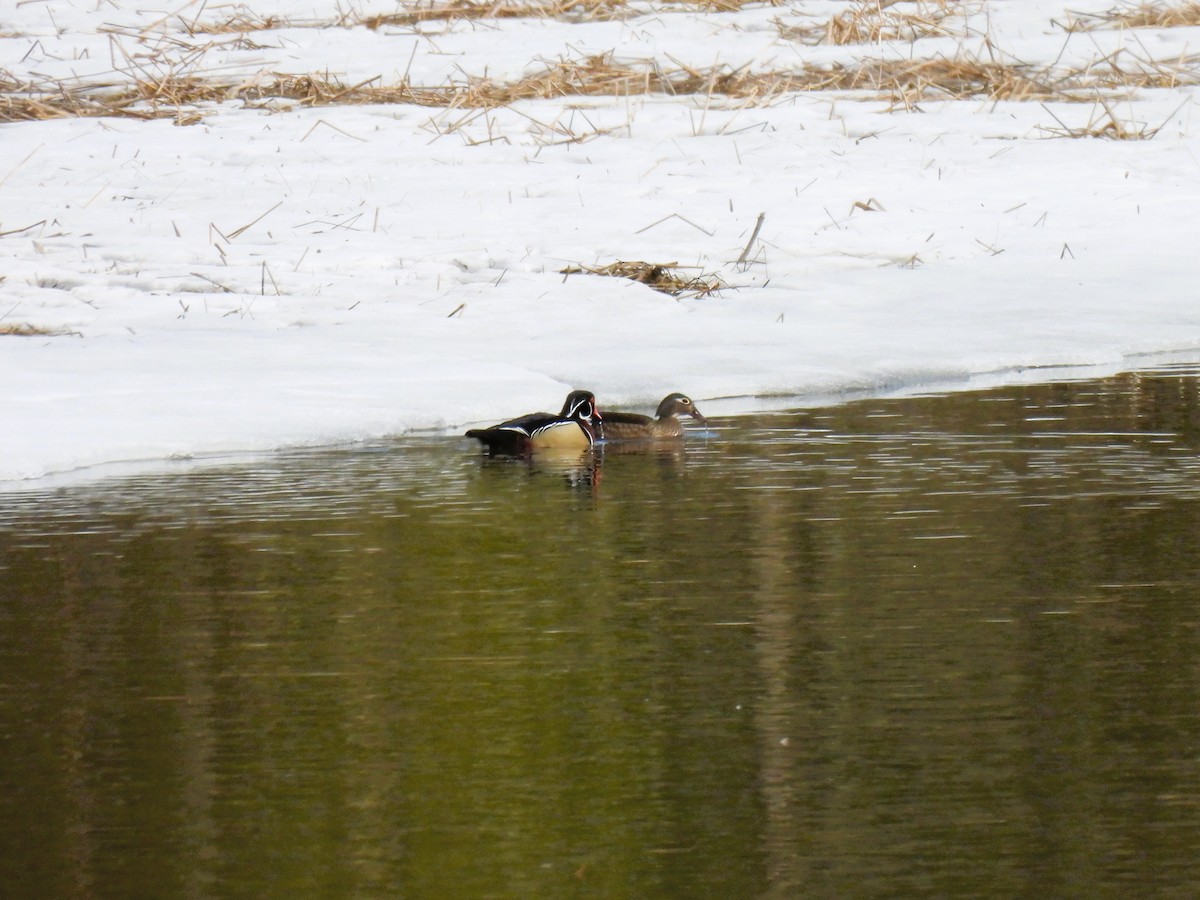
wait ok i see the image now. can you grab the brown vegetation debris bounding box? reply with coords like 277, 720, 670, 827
360, 0, 631, 28
560, 260, 726, 296
1063, 2, 1200, 31
360, 0, 775, 28
188, 9, 291, 34
437, 53, 1087, 105
662, 0, 782, 11
832, 56, 1055, 99
186, 0, 779, 33
0, 323, 71, 337
3, 45, 1198, 124
819, 0, 966, 46
1037, 96, 1178, 139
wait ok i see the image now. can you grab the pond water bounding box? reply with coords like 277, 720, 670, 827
3, 368, 1200, 898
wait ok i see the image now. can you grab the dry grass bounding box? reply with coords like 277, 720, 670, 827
0, 323, 72, 336
560, 260, 726, 296
3, 23, 1198, 125
1037, 95, 1183, 139
662, 0, 781, 11
358, 0, 631, 27
814, 0, 968, 46
187, 10, 291, 34
0, 70, 247, 122
183, 0, 775, 33
834, 56, 1056, 100
1063, 2, 1200, 31
1, 52, 1189, 125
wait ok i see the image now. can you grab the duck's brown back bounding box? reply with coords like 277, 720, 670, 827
601, 412, 682, 440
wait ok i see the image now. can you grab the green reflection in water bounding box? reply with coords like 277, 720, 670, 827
2, 369, 1200, 897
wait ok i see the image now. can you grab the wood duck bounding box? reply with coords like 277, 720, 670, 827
601, 393, 707, 441
466, 390, 602, 455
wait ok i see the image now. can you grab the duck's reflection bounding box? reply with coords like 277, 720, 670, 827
469, 436, 700, 493
529, 447, 602, 489
596, 439, 688, 464
474, 446, 601, 491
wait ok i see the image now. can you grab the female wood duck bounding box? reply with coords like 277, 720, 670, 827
601, 393, 707, 441
466, 390, 602, 455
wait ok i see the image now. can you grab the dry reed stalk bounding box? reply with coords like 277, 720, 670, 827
1037, 96, 1182, 139
661, 0, 781, 11
0, 323, 72, 336
185, 0, 640, 32
819, 0, 967, 46
816, 57, 1056, 99
1060, 45, 1200, 92
4, 46, 1198, 124
1064, 2, 1200, 31
360, 0, 633, 28
560, 260, 725, 296
187, 9, 290, 34
182, 0, 779, 33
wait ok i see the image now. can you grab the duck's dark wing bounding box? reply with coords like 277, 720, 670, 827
467, 411, 566, 454
490, 411, 557, 433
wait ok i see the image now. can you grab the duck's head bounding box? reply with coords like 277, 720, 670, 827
561, 390, 603, 434
657, 393, 707, 426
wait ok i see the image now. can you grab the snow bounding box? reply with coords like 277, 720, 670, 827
2, 0, 1199, 485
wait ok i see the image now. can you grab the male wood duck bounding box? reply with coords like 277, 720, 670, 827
601, 393, 707, 441
466, 390, 602, 455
